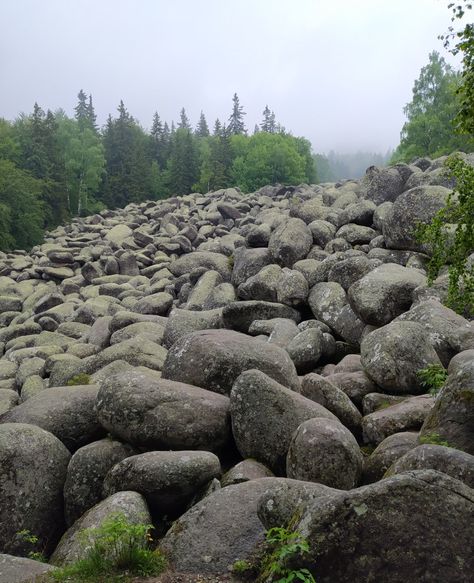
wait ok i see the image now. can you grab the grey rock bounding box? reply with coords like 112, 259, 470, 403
221, 459, 274, 487
294, 470, 474, 583
160, 478, 284, 574
1, 385, 104, 451
0, 423, 70, 555
362, 395, 434, 445
420, 350, 474, 454
361, 321, 442, 393
287, 417, 363, 489
163, 308, 223, 349
96, 368, 230, 452
0, 554, 57, 582
383, 185, 451, 252
64, 438, 137, 526
51, 491, 150, 566
386, 444, 474, 488
300, 373, 362, 434
162, 328, 300, 393
348, 263, 427, 326
363, 431, 419, 483
230, 369, 337, 474
268, 218, 313, 267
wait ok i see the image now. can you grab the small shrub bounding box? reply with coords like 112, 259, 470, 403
416, 153, 474, 316
232, 559, 254, 579
16, 529, 47, 563
67, 373, 91, 386
49, 512, 166, 582
419, 432, 451, 447
258, 527, 316, 583
417, 364, 448, 395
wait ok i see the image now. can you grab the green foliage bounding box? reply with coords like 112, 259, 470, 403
417, 364, 448, 395
393, 51, 473, 162
49, 512, 166, 582
416, 153, 474, 315
16, 530, 47, 563
0, 159, 44, 250
67, 373, 91, 386
419, 432, 451, 447
440, 2, 474, 135
257, 527, 316, 583
232, 559, 253, 575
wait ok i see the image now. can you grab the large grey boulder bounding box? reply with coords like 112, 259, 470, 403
0, 385, 104, 451
96, 369, 231, 452
360, 166, 405, 204
160, 478, 284, 574
103, 451, 221, 517
362, 395, 434, 445
394, 299, 474, 366
162, 307, 223, 349
0, 554, 57, 582
361, 321, 442, 393
0, 423, 70, 556
51, 491, 150, 566
382, 185, 451, 252
294, 470, 474, 582
348, 263, 427, 326
230, 369, 337, 474
301, 373, 362, 434
268, 218, 313, 267
419, 350, 474, 454
308, 282, 365, 345
257, 478, 339, 529
162, 328, 300, 394
64, 438, 137, 526
231, 247, 273, 287
221, 459, 274, 487
386, 444, 474, 488
287, 418, 363, 489
169, 251, 231, 281
222, 300, 300, 333
363, 431, 418, 483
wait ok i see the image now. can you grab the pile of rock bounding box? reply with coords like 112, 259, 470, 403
0, 155, 473, 582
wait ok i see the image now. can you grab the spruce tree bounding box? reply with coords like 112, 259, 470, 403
228, 93, 246, 135
87, 94, 98, 132
74, 90, 89, 130
178, 108, 191, 130
213, 118, 222, 136
196, 111, 210, 137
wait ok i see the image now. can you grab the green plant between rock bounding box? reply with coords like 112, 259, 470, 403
258, 526, 316, 583
16, 529, 47, 563
66, 373, 91, 386
416, 153, 474, 316
419, 432, 451, 447
417, 364, 448, 395
48, 512, 166, 582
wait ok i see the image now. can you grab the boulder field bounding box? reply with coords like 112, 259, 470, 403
0, 156, 473, 582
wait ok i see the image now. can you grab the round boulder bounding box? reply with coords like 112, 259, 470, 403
162, 328, 300, 394
0, 423, 70, 556
361, 321, 442, 393
103, 451, 221, 517
287, 418, 363, 489
96, 369, 231, 452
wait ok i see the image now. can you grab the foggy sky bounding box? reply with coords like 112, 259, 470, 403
0, 0, 459, 154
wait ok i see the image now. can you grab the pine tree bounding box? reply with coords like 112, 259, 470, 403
228, 93, 246, 135
166, 128, 198, 195
253, 124, 260, 135
150, 111, 164, 165
196, 111, 210, 137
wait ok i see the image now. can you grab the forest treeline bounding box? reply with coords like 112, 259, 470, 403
0, 93, 321, 250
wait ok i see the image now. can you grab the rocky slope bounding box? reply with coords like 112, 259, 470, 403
0, 155, 473, 582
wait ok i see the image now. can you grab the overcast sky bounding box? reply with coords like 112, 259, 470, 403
0, 0, 459, 154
